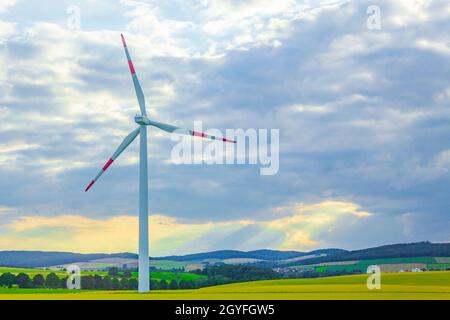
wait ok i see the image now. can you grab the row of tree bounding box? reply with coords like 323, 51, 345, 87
193, 264, 280, 282
1, 264, 292, 290
0, 272, 205, 290
80, 275, 200, 290
0, 272, 64, 289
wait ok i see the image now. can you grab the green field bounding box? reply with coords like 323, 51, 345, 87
0, 267, 69, 277
0, 267, 205, 282
149, 260, 186, 270
294, 257, 450, 273
429, 264, 450, 270
0, 271, 449, 300
131, 271, 205, 281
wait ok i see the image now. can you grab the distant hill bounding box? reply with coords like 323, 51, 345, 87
0, 251, 137, 268
0, 242, 447, 269
154, 248, 346, 262
282, 242, 450, 267
0, 249, 342, 268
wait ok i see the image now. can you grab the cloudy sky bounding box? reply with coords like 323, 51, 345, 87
0, 0, 449, 256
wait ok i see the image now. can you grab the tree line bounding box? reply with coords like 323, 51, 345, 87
0, 272, 67, 289
193, 264, 280, 282
0, 264, 298, 291
0, 272, 200, 290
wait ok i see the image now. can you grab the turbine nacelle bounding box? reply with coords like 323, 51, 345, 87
135, 114, 150, 125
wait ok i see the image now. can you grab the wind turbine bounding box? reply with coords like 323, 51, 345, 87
84, 34, 236, 293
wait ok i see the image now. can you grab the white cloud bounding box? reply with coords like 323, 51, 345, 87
0, 142, 39, 170
0, 0, 16, 13
118, 0, 350, 57
388, 0, 433, 27
0, 206, 14, 215
434, 149, 450, 174
416, 39, 450, 56
0, 21, 16, 40
268, 201, 371, 249
0, 200, 371, 254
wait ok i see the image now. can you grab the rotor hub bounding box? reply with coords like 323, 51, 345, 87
135, 115, 150, 125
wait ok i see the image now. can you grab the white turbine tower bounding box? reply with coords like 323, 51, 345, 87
85, 34, 236, 293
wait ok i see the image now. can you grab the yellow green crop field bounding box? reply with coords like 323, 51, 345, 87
0, 271, 449, 300
0, 267, 204, 282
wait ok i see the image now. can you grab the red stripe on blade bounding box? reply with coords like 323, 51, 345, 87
128, 60, 135, 74
222, 138, 236, 143
85, 180, 95, 192
102, 158, 114, 171
192, 131, 208, 138
121, 34, 127, 47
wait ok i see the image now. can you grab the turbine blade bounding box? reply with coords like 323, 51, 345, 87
85, 127, 140, 192
121, 34, 147, 116
148, 119, 236, 143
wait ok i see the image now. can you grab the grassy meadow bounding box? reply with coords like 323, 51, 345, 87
293, 257, 450, 273
0, 270, 449, 300
0, 267, 205, 282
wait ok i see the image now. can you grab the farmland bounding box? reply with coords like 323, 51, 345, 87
0, 271, 449, 300
0, 267, 205, 282
131, 271, 204, 282
292, 257, 450, 273
45, 259, 187, 271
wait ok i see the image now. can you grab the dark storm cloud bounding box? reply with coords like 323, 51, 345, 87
1, 0, 449, 251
